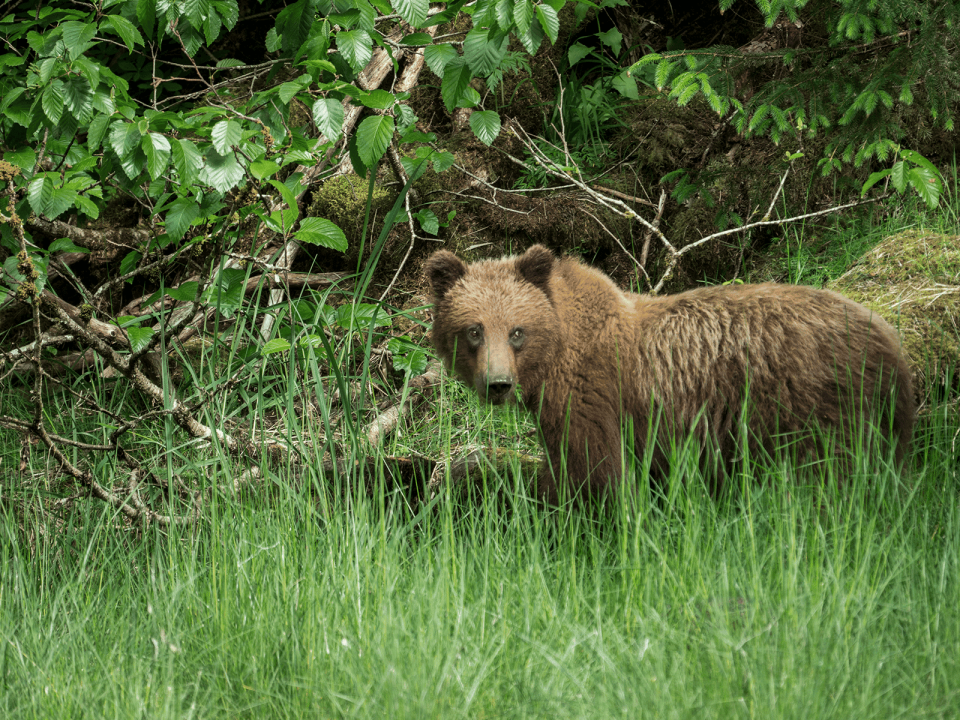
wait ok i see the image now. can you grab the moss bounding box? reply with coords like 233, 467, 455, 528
830, 230, 960, 401
306, 174, 395, 251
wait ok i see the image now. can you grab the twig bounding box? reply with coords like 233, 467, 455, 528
365, 362, 441, 447
503, 117, 894, 294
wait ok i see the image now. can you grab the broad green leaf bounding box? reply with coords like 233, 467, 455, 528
49, 238, 91, 254
399, 32, 432, 45
495, 0, 513, 29
463, 27, 509, 78
27, 176, 54, 217
598, 28, 622, 56
337, 29, 373, 74
168, 282, 200, 301
336, 303, 391, 331
568, 42, 592, 67
263, 207, 299, 233
249, 157, 280, 179
518, 13, 544, 54
137, 0, 156, 38
203, 10, 223, 44
387, 337, 427, 375
469, 110, 501, 146
214, 0, 240, 30
5, 148, 36, 171
199, 150, 244, 193
211, 119, 242, 155
460, 87, 481, 107
909, 167, 941, 208
358, 89, 396, 110
612, 70, 638, 100
104, 14, 144, 51
109, 121, 140, 158
265, 27, 281, 52
172, 138, 204, 186
413, 209, 439, 235
118, 250, 141, 278
202, 268, 245, 315
424, 44, 458, 78
42, 81, 65, 124
164, 198, 200, 240
889, 159, 907, 193
356, 114, 395, 167
900, 149, 940, 176
0, 54, 27, 70
312, 98, 345, 140
184, 0, 211, 29
117, 146, 147, 180
298, 334, 325, 349
267, 178, 299, 212
440, 58, 472, 113
432, 150, 455, 172
261, 338, 292, 355
127, 326, 154, 353
278, 79, 307, 104
295, 217, 348, 252
142, 133, 171, 180
399, 129, 437, 144
396, 103, 417, 131
278, 0, 314, 51
400, 155, 429, 181
861, 168, 891, 195
91, 87, 115, 116
0, 86, 26, 114
391, 0, 428, 26
535, 4, 559, 44
38, 57, 57, 86
514, 0, 534, 35
180, 24, 204, 55
328, 10, 362, 28
61, 21, 97, 59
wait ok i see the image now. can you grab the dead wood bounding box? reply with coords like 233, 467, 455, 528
26, 217, 153, 262
365, 361, 442, 447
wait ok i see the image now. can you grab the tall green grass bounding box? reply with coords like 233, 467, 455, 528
2, 395, 958, 718
2, 185, 958, 718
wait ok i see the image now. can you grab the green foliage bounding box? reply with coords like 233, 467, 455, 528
2, 388, 958, 718
630, 0, 960, 182
862, 147, 944, 208
0, 0, 589, 303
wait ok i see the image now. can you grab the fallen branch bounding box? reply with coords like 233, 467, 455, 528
365, 362, 442, 447
502, 117, 893, 293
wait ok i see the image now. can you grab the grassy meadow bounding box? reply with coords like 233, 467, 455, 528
2, 205, 959, 719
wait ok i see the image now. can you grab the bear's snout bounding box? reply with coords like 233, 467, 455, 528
477, 375, 516, 404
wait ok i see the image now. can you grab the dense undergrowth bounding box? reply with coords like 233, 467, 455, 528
2, 205, 960, 718
1, 398, 958, 718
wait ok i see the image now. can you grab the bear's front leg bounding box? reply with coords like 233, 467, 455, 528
536, 407, 625, 502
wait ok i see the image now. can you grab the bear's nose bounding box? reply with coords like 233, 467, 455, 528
483, 377, 515, 403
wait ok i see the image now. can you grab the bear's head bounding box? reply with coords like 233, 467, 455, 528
425, 245, 562, 405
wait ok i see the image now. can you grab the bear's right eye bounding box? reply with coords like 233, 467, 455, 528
465, 325, 483, 348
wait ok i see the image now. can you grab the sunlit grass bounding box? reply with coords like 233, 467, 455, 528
2, 378, 958, 719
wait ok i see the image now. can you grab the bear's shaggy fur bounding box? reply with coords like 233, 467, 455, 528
425, 244, 915, 500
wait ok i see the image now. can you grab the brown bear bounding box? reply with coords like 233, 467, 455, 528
425, 244, 915, 501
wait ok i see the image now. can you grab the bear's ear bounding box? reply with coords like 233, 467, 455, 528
516, 244, 555, 292
425, 250, 468, 300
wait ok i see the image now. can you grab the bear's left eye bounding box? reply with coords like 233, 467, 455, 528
509, 328, 525, 349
